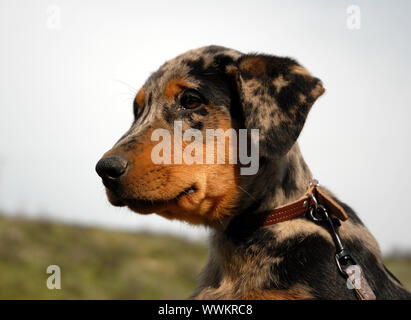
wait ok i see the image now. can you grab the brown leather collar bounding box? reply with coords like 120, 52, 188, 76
263, 182, 349, 227
261, 180, 376, 300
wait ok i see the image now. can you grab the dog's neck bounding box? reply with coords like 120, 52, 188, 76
213, 143, 312, 232
242, 143, 311, 212
263, 143, 311, 209
204, 143, 314, 278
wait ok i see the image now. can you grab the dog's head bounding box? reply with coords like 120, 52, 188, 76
96, 46, 324, 226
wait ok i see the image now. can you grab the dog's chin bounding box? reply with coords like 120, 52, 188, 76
106, 190, 127, 207
105, 185, 200, 214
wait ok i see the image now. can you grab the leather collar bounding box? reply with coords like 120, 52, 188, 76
263, 181, 348, 227
261, 180, 376, 300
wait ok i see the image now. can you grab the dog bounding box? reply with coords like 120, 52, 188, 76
96, 45, 411, 299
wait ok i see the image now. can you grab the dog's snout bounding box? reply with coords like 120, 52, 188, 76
95, 155, 128, 180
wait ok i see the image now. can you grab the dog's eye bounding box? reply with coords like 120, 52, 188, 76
180, 91, 203, 110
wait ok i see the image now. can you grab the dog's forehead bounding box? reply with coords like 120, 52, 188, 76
121, 46, 242, 145
143, 46, 242, 94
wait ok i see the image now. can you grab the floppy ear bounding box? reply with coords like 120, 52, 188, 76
227, 54, 325, 158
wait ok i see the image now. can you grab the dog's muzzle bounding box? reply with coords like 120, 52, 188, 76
95, 155, 128, 189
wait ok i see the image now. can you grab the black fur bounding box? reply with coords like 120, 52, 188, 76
103, 46, 411, 300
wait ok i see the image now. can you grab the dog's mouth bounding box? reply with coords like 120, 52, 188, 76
175, 185, 197, 200
106, 184, 199, 210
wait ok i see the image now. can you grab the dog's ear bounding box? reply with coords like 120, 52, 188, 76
226, 54, 324, 158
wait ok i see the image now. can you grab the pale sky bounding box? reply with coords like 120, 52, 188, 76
0, 0, 410, 253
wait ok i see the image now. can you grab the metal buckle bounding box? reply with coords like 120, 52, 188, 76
307, 198, 324, 221
304, 180, 375, 299
306, 178, 320, 211
335, 250, 359, 278
307, 192, 319, 210
309, 178, 320, 187
307, 204, 360, 279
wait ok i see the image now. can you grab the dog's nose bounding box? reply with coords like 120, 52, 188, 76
95, 155, 128, 180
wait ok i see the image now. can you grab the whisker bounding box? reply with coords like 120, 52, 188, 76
237, 185, 257, 202
113, 79, 139, 95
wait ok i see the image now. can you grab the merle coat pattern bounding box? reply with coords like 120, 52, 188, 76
96, 46, 411, 300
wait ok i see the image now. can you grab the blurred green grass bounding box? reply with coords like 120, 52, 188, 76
383, 257, 411, 291
0, 215, 207, 299
0, 214, 410, 299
